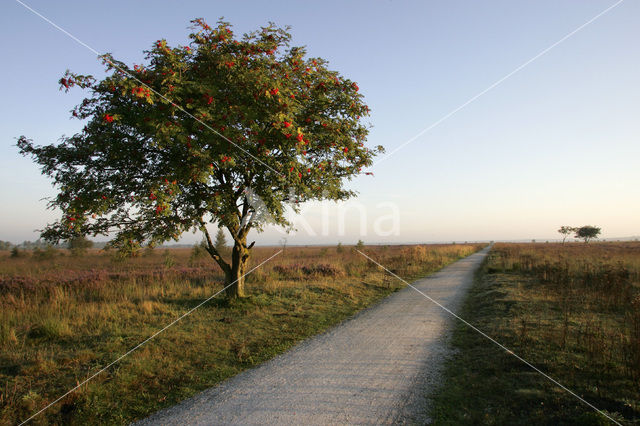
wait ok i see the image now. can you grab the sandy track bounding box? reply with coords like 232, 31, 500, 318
136, 247, 490, 425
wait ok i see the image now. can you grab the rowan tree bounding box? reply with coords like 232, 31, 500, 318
17, 18, 382, 298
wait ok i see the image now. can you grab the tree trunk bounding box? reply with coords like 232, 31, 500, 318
225, 239, 249, 299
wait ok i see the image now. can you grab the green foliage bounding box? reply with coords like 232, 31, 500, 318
16, 18, 381, 255
189, 239, 207, 263
0, 241, 13, 250
163, 249, 176, 268
214, 228, 228, 253
108, 239, 141, 262
10, 247, 22, 258
355, 239, 364, 251
575, 225, 601, 243
68, 235, 94, 256
557, 225, 576, 243
17, 18, 382, 298
336, 242, 343, 253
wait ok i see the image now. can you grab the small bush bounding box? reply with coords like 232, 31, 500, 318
301, 264, 344, 277
163, 250, 176, 268
273, 264, 303, 277
33, 245, 58, 260
189, 242, 207, 265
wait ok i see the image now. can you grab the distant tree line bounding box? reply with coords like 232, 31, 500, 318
0, 240, 61, 250
0, 239, 94, 250
557, 225, 601, 243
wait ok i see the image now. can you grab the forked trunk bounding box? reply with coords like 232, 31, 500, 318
225, 240, 249, 299
202, 224, 252, 300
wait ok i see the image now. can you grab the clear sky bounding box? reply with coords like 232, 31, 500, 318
1, 0, 638, 245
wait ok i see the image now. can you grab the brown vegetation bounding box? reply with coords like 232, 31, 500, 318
432, 242, 640, 424
0, 243, 482, 424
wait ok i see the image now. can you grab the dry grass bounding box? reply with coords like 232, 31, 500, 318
0, 242, 482, 424
432, 242, 640, 425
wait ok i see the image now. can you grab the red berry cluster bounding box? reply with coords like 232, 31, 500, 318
131, 86, 151, 98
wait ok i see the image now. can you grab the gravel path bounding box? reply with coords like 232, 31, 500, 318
137, 246, 490, 425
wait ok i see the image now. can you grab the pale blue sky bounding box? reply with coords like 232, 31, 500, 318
1, 0, 638, 244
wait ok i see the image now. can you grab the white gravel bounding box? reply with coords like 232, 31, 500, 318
136, 247, 490, 425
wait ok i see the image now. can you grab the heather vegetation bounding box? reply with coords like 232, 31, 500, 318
0, 243, 482, 424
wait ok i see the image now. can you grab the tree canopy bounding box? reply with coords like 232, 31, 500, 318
575, 226, 601, 243
557, 226, 575, 243
17, 18, 382, 297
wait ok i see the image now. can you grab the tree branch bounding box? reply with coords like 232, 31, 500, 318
201, 224, 231, 274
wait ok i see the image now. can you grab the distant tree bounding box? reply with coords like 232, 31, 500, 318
17, 18, 381, 298
189, 238, 207, 263
214, 228, 228, 254
20, 239, 50, 249
355, 239, 364, 251
0, 241, 13, 250
575, 226, 601, 243
336, 242, 343, 253
33, 245, 58, 260
10, 247, 22, 258
68, 235, 94, 256
557, 226, 575, 244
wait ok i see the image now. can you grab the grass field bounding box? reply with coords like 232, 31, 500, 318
431, 242, 640, 425
0, 242, 482, 425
